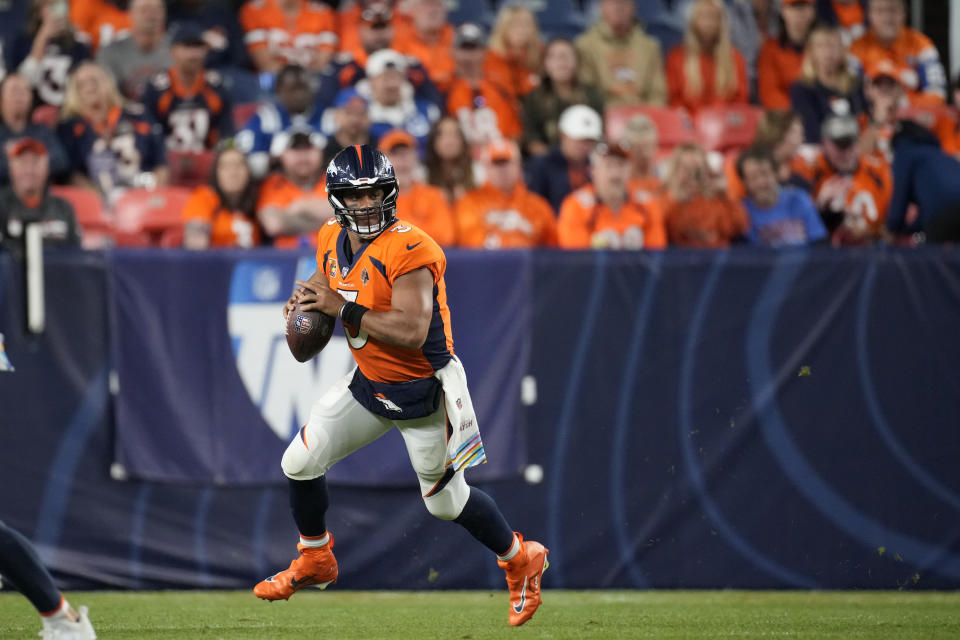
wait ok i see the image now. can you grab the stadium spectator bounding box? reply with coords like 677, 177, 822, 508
620, 113, 661, 204
340, 0, 403, 64
393, 0, 456, 93
379, 128, 455, 246
95, 0, 172, 100
6, 0, 91, 109
141, 25, 234, 153
57, 62, 167, 199
455, 139, 557, 249
447, 24, 521, 149
886, 120, 960, 243
558, 141, 666, 250
721, 0, 766, 91
70, 0, 130, 52
182, 143, 262, 249
235, 64, 325, 178
757, 0, 815, 110
667, 0, 749, 114
789, 25, 867, 143
526, 104, 602, 214
754, 110, 811, 189
575, 0, 666, 107
321, 88, 372, 171
814, 0, 867, 46
424, 115, 475, 205
239, 0, 337, 74
0, 74, 70, 187
802, 114, 892, 244
750, 0, 781, 39
658, 142, 748, 248
166, 0, 250, 71
0, 138, 80, 255
521, 38, 604, 157
485, 4, 542, 101
738, 144, 827, 246
849, 0, 946, 107
316, 3, 442, 112
255, 128, 331, 248
362, 49, 440, 151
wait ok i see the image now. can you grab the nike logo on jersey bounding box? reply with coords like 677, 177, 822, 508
406, 241, 422, 250
512, 576, 528, 613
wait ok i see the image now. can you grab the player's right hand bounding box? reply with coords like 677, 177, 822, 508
283, 288, 305, 321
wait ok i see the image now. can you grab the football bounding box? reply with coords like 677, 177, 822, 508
285, 304, 336, 362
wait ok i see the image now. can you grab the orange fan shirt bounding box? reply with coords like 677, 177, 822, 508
658, 192, 749, 248
628, 175, 662, 205
393, 22, 456, 93
447, 78, 523, 144
338, 4, 411, 65
483, 50, 540, 100
182, 185, 262, 248
240, 0, 338, 65
315, 217, 454, 384
71, 0, 131, 51
396, 182, 456, 247
832, 0, 866, 46
757, 37, 804, 110
256, 172, 328, 248
801, 151, 893, 236
850, 28, 946, 107
666, 47, 749, 114
454, 183, 557, 249
557, 185, 667, 250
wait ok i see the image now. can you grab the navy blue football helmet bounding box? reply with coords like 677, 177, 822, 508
326, 144, 399, 238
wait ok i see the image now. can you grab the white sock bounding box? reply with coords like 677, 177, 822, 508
300, 532, 330, 548
497, 534, 520, 562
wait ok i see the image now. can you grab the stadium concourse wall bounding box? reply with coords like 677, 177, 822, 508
0, 248, 958, 591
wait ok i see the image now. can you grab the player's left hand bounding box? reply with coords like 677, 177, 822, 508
296, 277, 345, 317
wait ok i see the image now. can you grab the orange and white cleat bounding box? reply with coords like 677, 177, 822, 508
253, 534, 338, 601
497, 533, 549, 626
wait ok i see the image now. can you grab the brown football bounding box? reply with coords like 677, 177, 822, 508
285, 304, 336, 362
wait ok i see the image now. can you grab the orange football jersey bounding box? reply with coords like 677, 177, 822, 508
557, 185, 667, 249
314, 218, 454, 384
757, 37, 804, 110
454, 183, 557, 248
240, 0, 338, 66
804, 151, 893, 236
392, 22, 456, 93
256, 172, 328, 248
71, 0, 131, 51
850, 28, 946, 106
447, 78, 522, 144
182, 185, 262, 248
396, 182, 457, 247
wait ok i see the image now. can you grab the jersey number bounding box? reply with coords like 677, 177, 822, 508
338, 289, 369, 349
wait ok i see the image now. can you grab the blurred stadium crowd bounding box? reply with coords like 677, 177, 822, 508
1, 0, 960, 252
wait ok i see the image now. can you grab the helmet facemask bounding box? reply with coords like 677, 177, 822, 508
329, 181, 399, 239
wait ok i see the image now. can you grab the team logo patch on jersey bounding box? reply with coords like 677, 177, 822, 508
456, 397, 462, 409
341, 266, 349, 278
294, 314, 314, 334
373, 393, 402, 413
361, 267, 369, 285
328, 259, 337, 278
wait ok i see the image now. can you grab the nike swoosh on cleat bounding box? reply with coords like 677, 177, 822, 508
290, 575, 316, 588
512, 576, 528, 613
406, 241, 422, 250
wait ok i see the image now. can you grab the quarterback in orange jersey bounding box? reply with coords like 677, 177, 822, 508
801, 115, 892, 244
239, 0, 338, 72
253, 145, 549, 627
558, 143, 667, 250
454, 140, 557, 248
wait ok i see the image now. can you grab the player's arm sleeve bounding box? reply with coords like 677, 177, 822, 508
556, 195, 590, 249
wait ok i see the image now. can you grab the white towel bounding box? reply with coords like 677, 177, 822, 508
434, 356, 486, 471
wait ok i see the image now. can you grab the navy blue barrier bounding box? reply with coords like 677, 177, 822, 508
0, 248, 958, 590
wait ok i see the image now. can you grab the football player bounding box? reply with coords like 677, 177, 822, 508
254, 145, 549, 627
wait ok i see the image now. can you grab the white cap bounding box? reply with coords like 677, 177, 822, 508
558, 104, 603, 141
366, 49, 408, 77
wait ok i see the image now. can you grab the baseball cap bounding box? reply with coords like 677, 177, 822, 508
366, 49, 408, 76
378, 129, 417, 152
361, 1, 392, 26
333, 87, 369, 109
172, 23, 207, 47
454, 23, 486, 49
484, 139, 520, 164
866, 59, 904, 84
822, 115, 859, 148
276, 127, 325, 154
6, 137, 47, 158
558, 104, 603, 141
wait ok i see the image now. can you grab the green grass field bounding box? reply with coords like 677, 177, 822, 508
1, 590, 959, 639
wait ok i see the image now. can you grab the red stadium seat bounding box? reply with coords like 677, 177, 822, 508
693, 105, 763, 152
31, 105, 58, 128
605, 105, 696, 149
50, 185, 113, 249
112, 186, 193, 246
232, 102, 260, 128
168, 150, 215, 188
